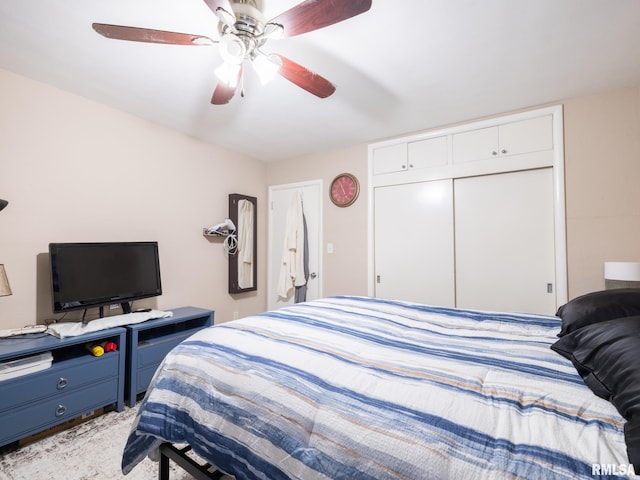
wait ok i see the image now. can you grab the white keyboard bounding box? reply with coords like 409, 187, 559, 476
0, 325, 48, 338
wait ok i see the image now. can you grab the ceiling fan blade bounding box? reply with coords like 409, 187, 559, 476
268, 0, 372, 38
211, 67, 243, 105
203, 0, 233, 15
211, 82, 238, 105
92, 23, 215, 46
274, 54, 336, 99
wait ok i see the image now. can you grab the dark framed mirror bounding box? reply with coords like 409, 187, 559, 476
228, 193, 257, 294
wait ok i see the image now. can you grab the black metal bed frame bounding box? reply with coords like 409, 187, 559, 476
158, 443, 225, 480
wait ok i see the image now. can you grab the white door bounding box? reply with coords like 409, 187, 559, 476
267, 180, 322, 311
454, 168, 556, 315
374, 179, 455, 306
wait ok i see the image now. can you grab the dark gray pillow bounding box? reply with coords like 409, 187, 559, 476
551, 315, 640, 468
556, 288, 640, 336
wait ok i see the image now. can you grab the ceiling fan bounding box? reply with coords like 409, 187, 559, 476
92, 0, 372, 105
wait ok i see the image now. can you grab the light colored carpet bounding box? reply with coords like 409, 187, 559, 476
0, 405, 225, 480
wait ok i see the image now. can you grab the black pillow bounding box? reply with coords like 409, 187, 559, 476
556, 288, 640, 336
626, 419, 640, 472
551, 315, 640, 468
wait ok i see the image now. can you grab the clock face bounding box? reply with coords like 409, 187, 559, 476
330, 173, 359, 207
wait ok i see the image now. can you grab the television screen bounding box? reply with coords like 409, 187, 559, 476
49, 242, 162, 315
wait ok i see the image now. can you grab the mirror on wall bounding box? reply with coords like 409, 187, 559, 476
228, 193, 257, 294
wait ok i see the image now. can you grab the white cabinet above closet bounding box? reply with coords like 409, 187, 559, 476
452, 115, 553, 164
372, 143, 405, 175
370, 110, 557, 189
372, 136, 447, 175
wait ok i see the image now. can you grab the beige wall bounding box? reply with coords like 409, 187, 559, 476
0, 69, 267, 329
266, 144, 369, 298
563, 85, 640, 298
2, 68, 639, 331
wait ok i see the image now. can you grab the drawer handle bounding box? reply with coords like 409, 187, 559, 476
55, 404, 67, 417
57, 377, 68, 390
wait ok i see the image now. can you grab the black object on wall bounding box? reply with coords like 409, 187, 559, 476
228, 193, 257, 294
0, 199, 8, 212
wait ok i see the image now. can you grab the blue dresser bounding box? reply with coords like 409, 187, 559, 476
125, 307, 214, 407
0, 327, 126, 448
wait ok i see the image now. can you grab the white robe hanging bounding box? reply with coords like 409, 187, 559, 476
276, 191, 306, 300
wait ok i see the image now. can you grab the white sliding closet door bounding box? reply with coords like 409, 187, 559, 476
374, 179, 455, 306
454, 168, 556, 315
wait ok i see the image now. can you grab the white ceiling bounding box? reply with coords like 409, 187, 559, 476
1, 0, 639, 162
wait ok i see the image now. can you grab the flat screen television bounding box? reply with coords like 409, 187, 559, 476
49, 242, 162, 319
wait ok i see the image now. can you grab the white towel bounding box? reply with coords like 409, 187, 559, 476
46, 310, 173, 338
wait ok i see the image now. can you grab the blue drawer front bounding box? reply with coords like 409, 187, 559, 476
0, 353, 120, 413
136, 365, 160, 394
137, 333, 194, 368
0, 377, 119, 446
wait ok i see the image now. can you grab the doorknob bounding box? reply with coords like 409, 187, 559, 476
310, 272, 317, 279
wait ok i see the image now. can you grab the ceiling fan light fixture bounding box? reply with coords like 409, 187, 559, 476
261, 23, 284, 40
219, 33, 246, 64
215, 7, 237, 32
252, 53, 281, 84
215, 61, 242, 87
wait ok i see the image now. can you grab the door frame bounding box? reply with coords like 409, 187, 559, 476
267, 179, 323, 311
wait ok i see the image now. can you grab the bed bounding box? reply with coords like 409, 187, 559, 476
121, 294, 640, 479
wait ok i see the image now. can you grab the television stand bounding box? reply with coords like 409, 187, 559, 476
82, 302, 133, 324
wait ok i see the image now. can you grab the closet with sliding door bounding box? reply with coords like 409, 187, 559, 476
368, 105, 566, 316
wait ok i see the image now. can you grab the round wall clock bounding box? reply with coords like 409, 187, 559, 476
330, 173, 360, 207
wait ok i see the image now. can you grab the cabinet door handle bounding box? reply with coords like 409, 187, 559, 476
55, 404, 67, 417
402, 164, 407, 169
57, 377, 68, 390
501, 149, 508, 154
492, 151, 498, 156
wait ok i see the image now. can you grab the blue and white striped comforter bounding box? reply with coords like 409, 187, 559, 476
122, 296, 636, 479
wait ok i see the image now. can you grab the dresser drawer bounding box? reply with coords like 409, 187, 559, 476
0, 353, 120, 413
0, 377, 119, 446
137, 333, 193, 368
136, 364, 160, 395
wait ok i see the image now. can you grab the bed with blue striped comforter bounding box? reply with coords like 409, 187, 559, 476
122, 296, 636, 479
